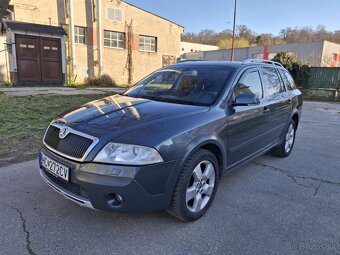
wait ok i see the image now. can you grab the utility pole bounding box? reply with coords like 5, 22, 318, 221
97, 0, 103, 76
68, 0, 76, 82
230, 0, 237, 61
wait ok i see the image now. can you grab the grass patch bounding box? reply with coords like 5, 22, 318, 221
0, 83, 14, 88
115, 84, 131, 88
0, 83, 65, 88
0, 93, 110, 166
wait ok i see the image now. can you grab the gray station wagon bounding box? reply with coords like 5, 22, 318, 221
39, 59, 303, 221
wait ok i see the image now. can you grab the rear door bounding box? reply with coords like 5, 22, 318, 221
40, 38, 63, 82
227, 68, 272, 166
260, 67, 291, 143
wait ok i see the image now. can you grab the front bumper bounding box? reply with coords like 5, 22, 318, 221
40, 168, 95, 209
39, 148, 177, 213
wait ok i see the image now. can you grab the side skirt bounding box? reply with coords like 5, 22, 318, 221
222, 141, 280, 177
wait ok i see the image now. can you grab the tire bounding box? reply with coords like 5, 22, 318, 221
271, 119, 297, 157
167, 149, 219, 222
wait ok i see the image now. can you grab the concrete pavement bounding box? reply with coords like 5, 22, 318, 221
0, 87, 126, 97
0, 101, 340, 255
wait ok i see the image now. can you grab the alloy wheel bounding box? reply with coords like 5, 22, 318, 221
284, 123, 295, 153
186, 160, 216, 213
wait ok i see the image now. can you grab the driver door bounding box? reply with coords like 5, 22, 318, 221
226, 68, 272, 167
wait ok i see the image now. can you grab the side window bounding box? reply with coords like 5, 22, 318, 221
235, 70, 263, 99
261, 67, 285, 96
279, 70, 297, 90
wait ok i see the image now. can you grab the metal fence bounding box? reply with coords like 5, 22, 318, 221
298, 67, 340, 89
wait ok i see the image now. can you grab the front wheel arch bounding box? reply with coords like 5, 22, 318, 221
292, 113, 299, 128
163, 137, 226, 207
167, 149, 220, 221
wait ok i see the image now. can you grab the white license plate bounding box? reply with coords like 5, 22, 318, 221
41, 153, 69, 182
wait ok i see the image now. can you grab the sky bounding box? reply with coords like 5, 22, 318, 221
126, 0, 340, 35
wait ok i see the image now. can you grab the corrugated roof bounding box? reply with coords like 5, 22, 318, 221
2, 20, 67, 36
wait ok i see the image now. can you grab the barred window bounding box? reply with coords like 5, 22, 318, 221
75, 26, 86, 44
104, 31, 125, 49
139, 35, 157, 52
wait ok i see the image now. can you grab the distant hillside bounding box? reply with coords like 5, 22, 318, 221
182, 25, 340, 49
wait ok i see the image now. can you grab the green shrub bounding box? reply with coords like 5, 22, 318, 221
272, 51, 310, 87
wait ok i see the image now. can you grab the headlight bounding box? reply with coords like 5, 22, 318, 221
93, 143, 164, 165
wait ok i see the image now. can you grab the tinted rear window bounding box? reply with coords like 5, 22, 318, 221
279, 69, 297, 90
261, 67, 286, 96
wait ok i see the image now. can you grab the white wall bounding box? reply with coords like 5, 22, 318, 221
182, 41, 335, 67
180, 42, 218, 54
0, 35, 9, 82
322, 41, 340, 67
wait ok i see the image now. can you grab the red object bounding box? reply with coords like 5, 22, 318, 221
263, 45, 268, 60
162, 55, 176, 67
330, 54, 340, 67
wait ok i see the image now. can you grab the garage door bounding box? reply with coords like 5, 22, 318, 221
15, 35, 63, 83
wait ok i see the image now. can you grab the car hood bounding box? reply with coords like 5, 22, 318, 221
57, 95, 208, 136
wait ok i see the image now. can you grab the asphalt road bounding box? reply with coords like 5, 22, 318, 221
0, 101, 340, 255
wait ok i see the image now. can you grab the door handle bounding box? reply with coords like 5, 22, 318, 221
263, 107, 270, 115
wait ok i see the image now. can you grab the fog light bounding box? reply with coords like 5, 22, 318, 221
116, 193, 124, 203
107, 193, 124, 207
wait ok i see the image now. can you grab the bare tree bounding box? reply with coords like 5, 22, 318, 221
183, 24, 340, 47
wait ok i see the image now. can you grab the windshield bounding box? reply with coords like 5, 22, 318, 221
124, 66, 234, 106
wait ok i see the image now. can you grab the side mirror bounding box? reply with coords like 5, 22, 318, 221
232, 93, 260, 106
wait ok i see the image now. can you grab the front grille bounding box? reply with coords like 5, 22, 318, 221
43, 169, 88, 198
44, 125, 93, 159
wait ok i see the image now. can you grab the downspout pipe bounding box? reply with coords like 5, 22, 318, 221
97, 0, 103, 76
69, 0, 76, 80
6, 9, 15, 20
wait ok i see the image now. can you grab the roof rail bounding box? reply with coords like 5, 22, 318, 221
177, 59, 204, 63
242, 59, 283, 67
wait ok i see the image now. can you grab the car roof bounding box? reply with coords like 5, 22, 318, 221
174, 61, 243, 68
173, 60, 285, 70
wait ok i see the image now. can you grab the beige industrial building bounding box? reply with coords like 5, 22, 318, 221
181, 41, 340, 67
180, 42, 219, 54
0, 0, 184, 84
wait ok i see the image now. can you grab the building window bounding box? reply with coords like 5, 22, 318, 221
104, 31, 125, 49
139, 35, 157, 52
75, 26, 86, 44
107, 7, 123, 22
